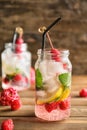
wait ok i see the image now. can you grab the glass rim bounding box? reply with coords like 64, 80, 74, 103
37, 48, 70, 56
5, 42, 27, 49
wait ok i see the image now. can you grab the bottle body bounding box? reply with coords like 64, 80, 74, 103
1, 43, 31, 91
35, 49, 72, 121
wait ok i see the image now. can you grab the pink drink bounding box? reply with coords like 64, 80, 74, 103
35, 49, 72, 121
35, 97, 71, 121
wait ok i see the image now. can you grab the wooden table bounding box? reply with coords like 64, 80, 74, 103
0, 75, 87, 130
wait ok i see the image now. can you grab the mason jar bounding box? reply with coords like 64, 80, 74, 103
1, 43, 31, 91
35, 48, 72, 121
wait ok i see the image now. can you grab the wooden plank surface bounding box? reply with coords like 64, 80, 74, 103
0, 117, 87, 130
0, 93, 87, 117
72, 75, 87, 91
0, 75, 87, 130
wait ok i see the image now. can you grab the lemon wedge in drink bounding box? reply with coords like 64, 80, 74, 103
3, 63, 16, 75
58, 73, 71, 100
59, 88, 70, 101
37, 86, 63, 104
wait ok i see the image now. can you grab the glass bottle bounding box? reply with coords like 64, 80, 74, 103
35, 48, 72, 121
1, 42, 31, 91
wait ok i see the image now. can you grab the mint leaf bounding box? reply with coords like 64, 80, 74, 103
6, 74, 14, 80
36, 69, 43, 89
59, 73, 71, 87
14, 68, 22, 74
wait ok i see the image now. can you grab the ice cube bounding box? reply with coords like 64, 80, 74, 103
43, 76, 60, 93
39, 60, 67, 83
37, 90, 47, 98
47, 61, 67, 76
39, 60, 50, 82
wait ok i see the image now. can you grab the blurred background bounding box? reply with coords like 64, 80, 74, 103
0, 0, 87, 75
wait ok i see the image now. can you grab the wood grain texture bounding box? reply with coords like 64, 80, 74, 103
0, 117, 87, 130
0, 75, 87, 130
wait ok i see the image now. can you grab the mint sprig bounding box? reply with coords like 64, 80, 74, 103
36, 69, 43, 89
59, 73, 71, 87
15, 68, 21, 74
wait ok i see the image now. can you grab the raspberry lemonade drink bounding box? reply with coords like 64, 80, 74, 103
35, 18, 72, 121
1, 27, 31, 91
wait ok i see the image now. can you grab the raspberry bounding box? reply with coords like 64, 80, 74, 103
0, 88, 19, 106
79, 88, 87, 97
45, 101, 59, 112
11, 99, 22, 111
59, 99, 69, 110
15, 45, 22, 53
13, 74, 28, 86
51, 48, 61, 62
13, 74, 23, 82
15, 37, 24, 53
63, 63, 67, 69
16, 37, 24, 44
1, 119, 14, 130
3, 77, 9, 84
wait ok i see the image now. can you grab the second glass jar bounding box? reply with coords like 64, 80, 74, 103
1, 43, 31, 91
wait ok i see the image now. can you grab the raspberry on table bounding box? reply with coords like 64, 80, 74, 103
1, 119, 14, 130
11, 99, 22, 111
79, 88, 87, 97
0, 88, 19, 106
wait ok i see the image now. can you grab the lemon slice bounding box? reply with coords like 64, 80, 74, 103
59, 88, 70, 101
3, 64, 16, 75
37, 86, 63, 104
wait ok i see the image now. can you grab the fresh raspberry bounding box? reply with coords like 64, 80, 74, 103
15, 37, 23, 53
59, 99, 69, 110
3, 77, 9, 84
11, 99, 22, 111
0, 88, 19, 106
45, 101, 59, 112
13, 74, 28, 86
63, 63, 67, 69
79, 88, 87, 97
51, 48, 61, 62
13, 74, 23, 82
16, 37, 24, 44
15, 45, 22, 53
30, 67, 35, 85
1, 119, 14, 130
51, 48, 60, 55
